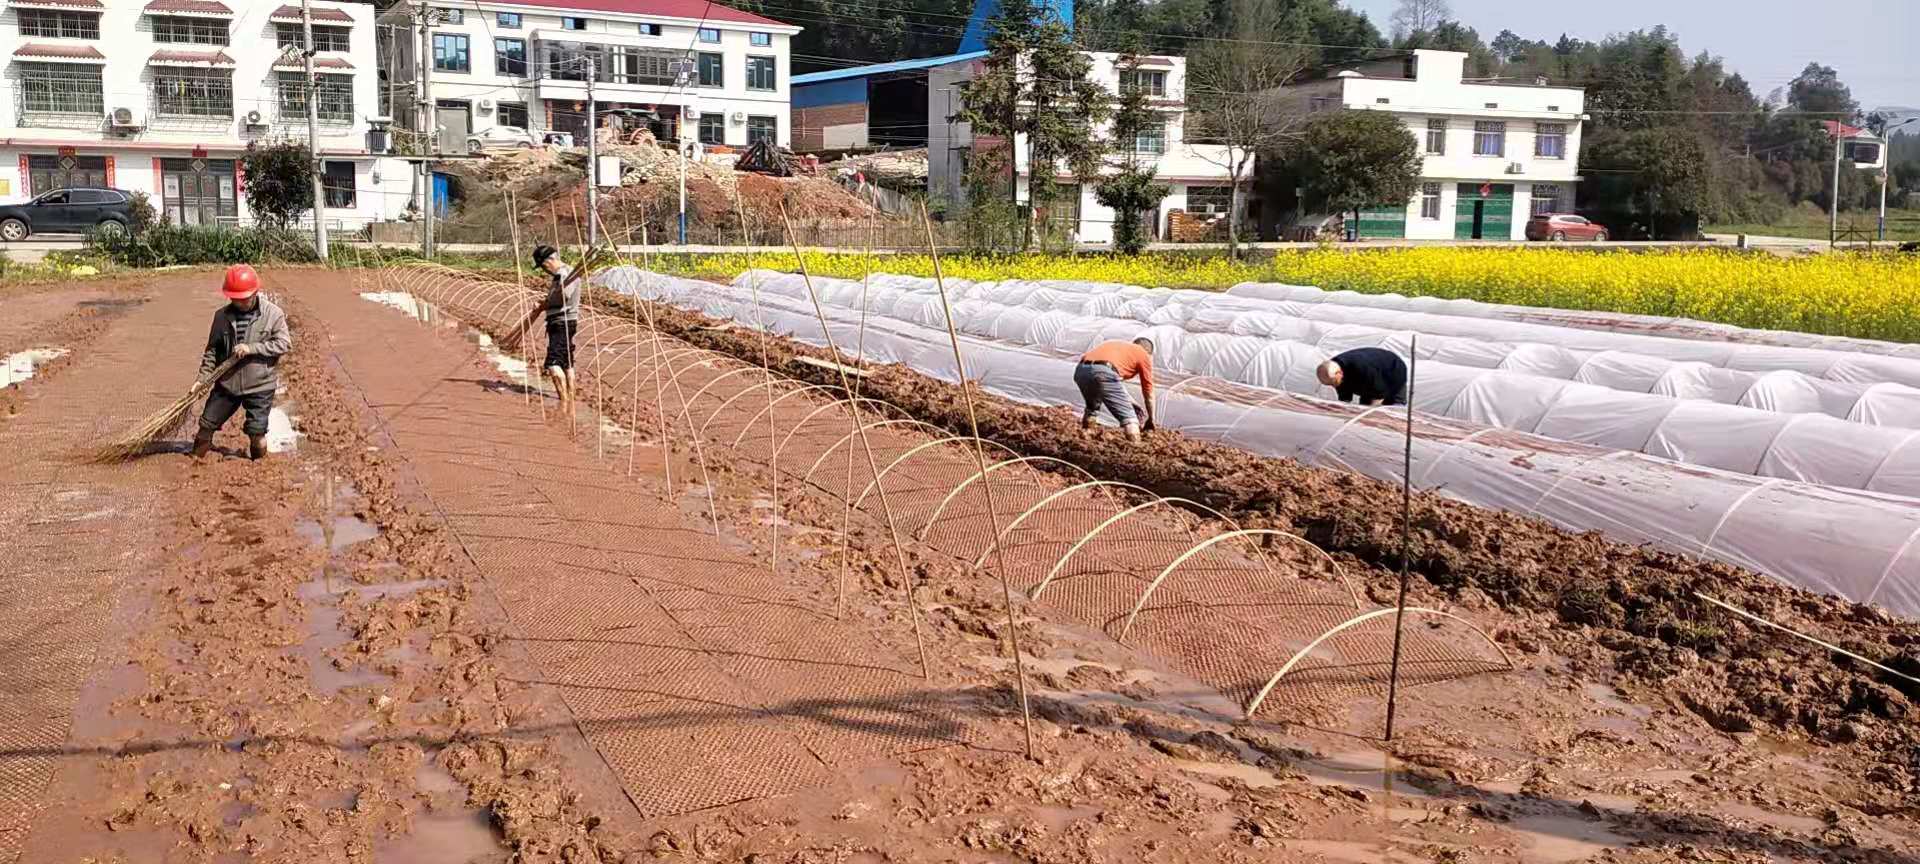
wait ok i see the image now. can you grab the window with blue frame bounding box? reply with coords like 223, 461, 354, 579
496, 12, 521, 28
750, 32, 770, 46
697, 27, 720, 43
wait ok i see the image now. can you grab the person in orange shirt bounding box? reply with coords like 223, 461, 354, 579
1075, 337, 1156, 440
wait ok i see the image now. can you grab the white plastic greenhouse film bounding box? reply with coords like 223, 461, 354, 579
596, 267, 1920, 617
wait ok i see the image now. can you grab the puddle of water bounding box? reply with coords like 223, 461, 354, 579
378, 760, 504, 864
295, 515, 380, 552
1282, 839, 1419, 863
295, 579, 391, 695
3, 347, 67, 386
1173, 759, 1281, 789
1507, 810, 1633, 863
1029, 804, 1102, 833
1716, 800, 1826, 836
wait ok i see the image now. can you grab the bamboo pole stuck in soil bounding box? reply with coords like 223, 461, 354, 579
616, 210, 645, 479
835, 227, 877, 620
568, 197, 589, 438
735, 191, 780, 577
917, 203, 1035, 760
507, 189, 534, 411
630, 216, 722, 536
1384, 335, 1419, 743
631, 209, 675, 493
781, 203, 930, 680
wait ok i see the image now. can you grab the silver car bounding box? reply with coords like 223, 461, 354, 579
466, 125, 541, 152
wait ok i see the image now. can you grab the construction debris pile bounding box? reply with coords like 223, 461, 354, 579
828, 148, 929, 192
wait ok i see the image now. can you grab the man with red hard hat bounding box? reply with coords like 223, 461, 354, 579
190, 264, 292, 460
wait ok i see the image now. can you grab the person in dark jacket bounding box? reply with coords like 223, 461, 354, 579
191, 264, 292, 460
1317, 347, 1408, 406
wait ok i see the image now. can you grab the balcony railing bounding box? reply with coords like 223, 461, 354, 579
537, 41, 688, 88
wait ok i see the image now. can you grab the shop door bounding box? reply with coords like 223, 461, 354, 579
1454, 183, 1513, 240
160, 158, 237, 227
27, 155, 108, 195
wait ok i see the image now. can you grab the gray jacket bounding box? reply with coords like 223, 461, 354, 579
199, 296, 291, 396
545, 264, 580, 323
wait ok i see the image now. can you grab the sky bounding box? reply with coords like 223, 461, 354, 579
1341, 0, 1917, 116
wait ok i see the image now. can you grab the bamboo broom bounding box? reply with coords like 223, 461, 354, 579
89, 356, 242, 463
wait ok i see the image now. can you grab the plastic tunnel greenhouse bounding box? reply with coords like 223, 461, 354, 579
592, 267, 1920, 618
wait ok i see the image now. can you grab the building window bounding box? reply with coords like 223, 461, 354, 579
1425, 118, 1446, 154
433, 34, 470, 72
1420, 183, 1442, 220
1483, 102, 1498, 109
496, 38, 527, 76
496, 12, 521, 28
1402, 56, 1418, 79
322, 160, 356, 208
1120, 70, 1166, 97
276, 23, 350, 52
747, 115, 776, 146
152, 15, 228, 45
19, 63, 104, 116
698, 27, 720, 43
1133, 118, 1166, 155
19, 9, 99, 39
561, 17, 587, 30
696, 52, 723, 87
698, 113, 724, 145
750, 31, 771, 47
1531, 184, 1565, 216
1535, 122, 1567, 159
1309, 95, 1338, 113
639, 22, 661, 35
1473, 121, 1505, 156
439, 8, 463, 24
277, 71, 354, 123
498, 101, 528, 129
1185, 185, 1232, 215
154, 68, 233, 117
746, 55, 776, 91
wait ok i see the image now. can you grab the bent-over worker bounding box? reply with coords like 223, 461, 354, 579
191, 264, 291, 461
1318, 347, 1408, 406
1075, 337, 1156, 441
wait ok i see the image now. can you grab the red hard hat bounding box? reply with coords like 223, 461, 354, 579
222, 264, 260, 300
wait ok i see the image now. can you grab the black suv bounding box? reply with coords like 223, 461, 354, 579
0, 187, 135, 241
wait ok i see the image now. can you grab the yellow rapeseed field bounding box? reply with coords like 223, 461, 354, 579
660, 248, 1920, 343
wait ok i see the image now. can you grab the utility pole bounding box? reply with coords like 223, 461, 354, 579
1830, 125, 1843, 248
675, 59, 691, 245
414, 1, 437, 257
586, 58, 598, 246
302, 0, 328, 258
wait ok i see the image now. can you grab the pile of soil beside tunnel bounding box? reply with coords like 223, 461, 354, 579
589, 288, 1920, 804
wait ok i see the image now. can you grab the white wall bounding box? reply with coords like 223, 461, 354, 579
0, 1, 406, 228
387, 1, 799, 147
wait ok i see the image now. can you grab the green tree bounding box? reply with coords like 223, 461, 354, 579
240, 141, 314, 231
1187, 0, 1309, 256
1583, 126, 1715, 239
957, 0, 1109, 249
1787, 62, 1858, 121
1284, 110, 1422, 229
1095, 47, 1168, 254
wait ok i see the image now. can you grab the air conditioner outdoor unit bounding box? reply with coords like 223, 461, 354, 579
730, 110, 745, 124
1505, 161, 1524, 174
479, 98, 494, 111
110, 107, 144, 129
683, 108, 699, 120
244, 109, 266, 127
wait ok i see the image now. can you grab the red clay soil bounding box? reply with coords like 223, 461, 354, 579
591, 289, 1920, 807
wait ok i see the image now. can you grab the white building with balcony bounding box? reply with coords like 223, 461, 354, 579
0, 0, 408, 230
1294, 49, 1586, 241
377, 1, 799, 153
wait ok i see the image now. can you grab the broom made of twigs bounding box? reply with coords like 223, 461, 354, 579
498, 245, 617, 354
88, 356, 242, 463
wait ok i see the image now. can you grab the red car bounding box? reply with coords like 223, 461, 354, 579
1526, 213, 1610, 242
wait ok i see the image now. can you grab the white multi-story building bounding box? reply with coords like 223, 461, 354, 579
378, 1, 799, 153
1293, 49, 1586, 240
0, 0, 409, 230
928, 51, 1238, 245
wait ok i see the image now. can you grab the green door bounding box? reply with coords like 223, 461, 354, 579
1454, 183, 1513, 239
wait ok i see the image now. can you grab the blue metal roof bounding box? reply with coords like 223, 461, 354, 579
791, 50, 989, 86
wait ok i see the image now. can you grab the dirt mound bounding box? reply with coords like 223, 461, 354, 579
590, 288, 1920, 804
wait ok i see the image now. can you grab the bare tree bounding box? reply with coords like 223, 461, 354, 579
1390, 0, 1453, 41
1186, 2, 1310, 257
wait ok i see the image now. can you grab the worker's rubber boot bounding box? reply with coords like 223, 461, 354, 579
247, 435, 267, 461
189, 429, 214, 459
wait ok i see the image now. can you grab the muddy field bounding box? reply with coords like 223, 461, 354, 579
0, 268, 1915, 863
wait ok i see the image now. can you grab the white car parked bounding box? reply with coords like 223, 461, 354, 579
466, 126, 541, 152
